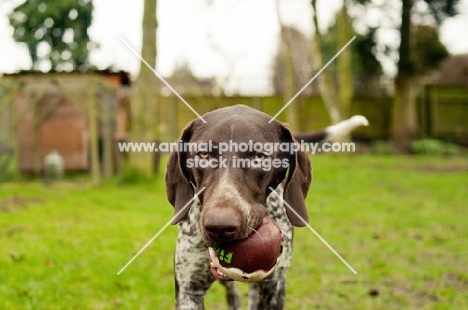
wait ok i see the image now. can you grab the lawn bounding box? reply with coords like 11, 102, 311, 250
0, 155, 467, 309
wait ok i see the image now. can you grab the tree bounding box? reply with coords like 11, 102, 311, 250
169, 62, 216, 96
393, 0, 458, 153
129, 0, 159, 176
274, 0, 381, 134
273, 20, 383, 95
336, 0, 354, 140
410, 25, 449, 75
353, 28, 382, 79
310, 0, 369, 138
311, 0, 341, 125
9, 0, 95, 71
275, 0, 307, 132
272, 23, 314, 131
272, 26, 314, 98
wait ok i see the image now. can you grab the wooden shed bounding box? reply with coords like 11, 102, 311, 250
4, 70, 130, 182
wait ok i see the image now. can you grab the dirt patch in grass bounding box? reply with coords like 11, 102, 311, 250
442, 273, 468, 290
369, 162, 468, 174
417, 164, 468, 173
0, 196, 43, 212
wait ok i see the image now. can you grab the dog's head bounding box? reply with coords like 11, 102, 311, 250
165, 105, 311, 247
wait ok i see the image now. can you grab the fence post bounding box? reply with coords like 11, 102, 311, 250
87, 76, 101, 184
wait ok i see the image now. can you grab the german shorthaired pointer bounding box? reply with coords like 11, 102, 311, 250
165, 105, 368, 309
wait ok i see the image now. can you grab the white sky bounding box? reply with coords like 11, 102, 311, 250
0, 0, 467, 93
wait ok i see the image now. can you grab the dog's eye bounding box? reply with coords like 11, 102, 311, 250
254, 153, 265, 161
198, 151, 209, 159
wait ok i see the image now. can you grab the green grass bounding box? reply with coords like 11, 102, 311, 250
0, 155, 467, 309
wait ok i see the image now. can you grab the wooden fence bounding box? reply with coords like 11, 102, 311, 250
156, 95, 392, 141
423, 85, 468, 141
1, 81, 467, 179
156, 85, 468, 142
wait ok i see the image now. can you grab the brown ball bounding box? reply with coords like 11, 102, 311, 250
209, 216, 283, 282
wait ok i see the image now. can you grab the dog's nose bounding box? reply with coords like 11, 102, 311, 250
203, 209, 242, 242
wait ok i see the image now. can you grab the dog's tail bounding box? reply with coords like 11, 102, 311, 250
293, 115, 369, 143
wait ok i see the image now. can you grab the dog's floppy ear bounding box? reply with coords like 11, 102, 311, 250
165, 122, 195, 224
281, 125, 312, 227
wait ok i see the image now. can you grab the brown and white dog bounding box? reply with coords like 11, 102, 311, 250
165, 105, 368, 309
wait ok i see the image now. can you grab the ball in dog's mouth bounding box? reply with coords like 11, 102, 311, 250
208, 216, 283, 282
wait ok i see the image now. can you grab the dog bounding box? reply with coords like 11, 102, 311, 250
165, 105, 368, 309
